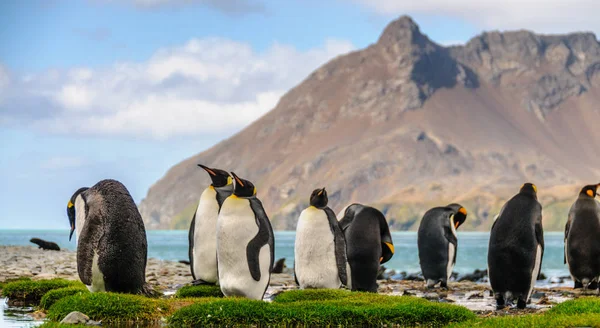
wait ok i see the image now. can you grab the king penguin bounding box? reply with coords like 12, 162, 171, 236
216, 172, 274, 300
188, 164, 233, 285
417, 204, 467, 289
67, 179, 148, 293
488, 183, 544, 309
564, 183, 600, 291
337, 203, 394, 292
294, 188, 347, 289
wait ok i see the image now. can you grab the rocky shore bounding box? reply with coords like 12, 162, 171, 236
1, 246, 593, 316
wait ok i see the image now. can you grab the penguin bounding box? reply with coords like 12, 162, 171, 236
564, 183, 600, 291
67, 179, 147, 293
337, 203, 394, 292
488, 183, 544, 309
417, 204, 468, 289
216, 172, 274, 300
294, 188, 347, 289
188, 164, 233, 285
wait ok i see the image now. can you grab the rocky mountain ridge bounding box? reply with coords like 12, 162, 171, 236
139, 16, 600, 231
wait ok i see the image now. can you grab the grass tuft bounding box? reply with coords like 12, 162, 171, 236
548, 297, 600, 315
39, 287, 89, 310
175, 285, 223, 298
1, 279, 83, 304
46, 292, 171, 323
168, 289, 475, 327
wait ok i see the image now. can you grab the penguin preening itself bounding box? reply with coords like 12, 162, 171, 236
417, 204, 467, 289
294, 188, 347, 289
337, 203, 394, 292
488, 183, 544, 309
564, 183, 600, 291
67, 179, 148, 293
216, 172, 274, 300
188, 164, 233, 285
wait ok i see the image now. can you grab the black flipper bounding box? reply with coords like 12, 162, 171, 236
338, 204, 359, 232
294, 266, 300, 286
377, 209, 394, 264
443, 213, 458, 266
247, 198, 275, 282
564, 210, 573, 265
534, 210, 545, 280
188, 209, 197, 280
324, 207, 348, 286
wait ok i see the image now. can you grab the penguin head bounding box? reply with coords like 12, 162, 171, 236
519, 183, 538, 198
198, 164, 232, 188
309, 188, 328, 209
446, 203, 467, 229
67, 187, 89, 241
230, 172, 256, 198
580, 184, 599, 198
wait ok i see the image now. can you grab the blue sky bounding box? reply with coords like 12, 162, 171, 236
1, 0, 598, 229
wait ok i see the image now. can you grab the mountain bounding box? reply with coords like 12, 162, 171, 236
139, 16, 600, 231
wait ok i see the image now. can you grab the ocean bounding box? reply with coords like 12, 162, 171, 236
0, 229, 570, 278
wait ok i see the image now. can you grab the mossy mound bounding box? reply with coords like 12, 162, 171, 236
450, 298, 600, 328
1, 279, 83, 304
175, 285, 223, 298
38, 323, 86, 328
450, 313, 600, 328
548, 297, 600, 315
169, 290, 475, 327
47, 292, 171, 323
39, 287, 90, 310
0, 277, 31, 291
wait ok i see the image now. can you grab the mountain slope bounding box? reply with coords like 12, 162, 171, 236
139, 16, 600, 231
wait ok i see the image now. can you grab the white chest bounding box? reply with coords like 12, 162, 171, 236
295, 207, 340, 288
191, 187, 220, 282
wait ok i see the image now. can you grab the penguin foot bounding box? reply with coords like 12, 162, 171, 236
191, 279, 211, 286
516, 298, 527, 309
495, 296, 506, 310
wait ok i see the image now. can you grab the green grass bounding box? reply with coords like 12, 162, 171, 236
168, 289, 476, 327
547, 296, 600, 315
39, 287, 90, 310
0, 277, 31, 290
46, 292, 171, 323
450, 298, 600, 328
1, 279, 83, 304
37, 323, 87, 328
174, 284, 223, 298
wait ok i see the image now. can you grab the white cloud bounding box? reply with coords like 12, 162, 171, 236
0, 38, 354, 140
351, 0, 600, 35
98, 0, 266, 14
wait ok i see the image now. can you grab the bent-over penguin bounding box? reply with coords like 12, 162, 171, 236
418, 204, 468, 289
337, 203, 394, 292
67, 179, 147, 293
216, 172, 274, 300
188, 164, 233, 285
294, 188, 347, 289
488, 183, 544, 309
564, 183, 600, 291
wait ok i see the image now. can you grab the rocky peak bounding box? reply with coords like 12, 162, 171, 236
377, 15, 437, 53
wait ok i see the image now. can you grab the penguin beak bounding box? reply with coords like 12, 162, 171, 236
69, 224, 75, 241
455, 221, 460, 229
231, 172, 244, 187
198, 164, 217, 176
68, 202, 75, 241
317, 188, 325, 196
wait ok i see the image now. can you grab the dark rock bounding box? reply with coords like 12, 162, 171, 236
457, 269, 488, 282
178, 260, 190, 265
403, 290, 416, 296
537, 272, 547, 280
272, 258, 286, 274
467, 291, 484, 299
423, 292, 439, 300
29, 238, 60, 251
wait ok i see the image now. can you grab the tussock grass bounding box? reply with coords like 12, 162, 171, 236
46, 292, 171, 323
174, 284, 223, 298
1, 279, 83, 304
169, 289, 475, 327
39, 287, 89, 310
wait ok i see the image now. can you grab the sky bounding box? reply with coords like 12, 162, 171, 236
1, 0, 599, 229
